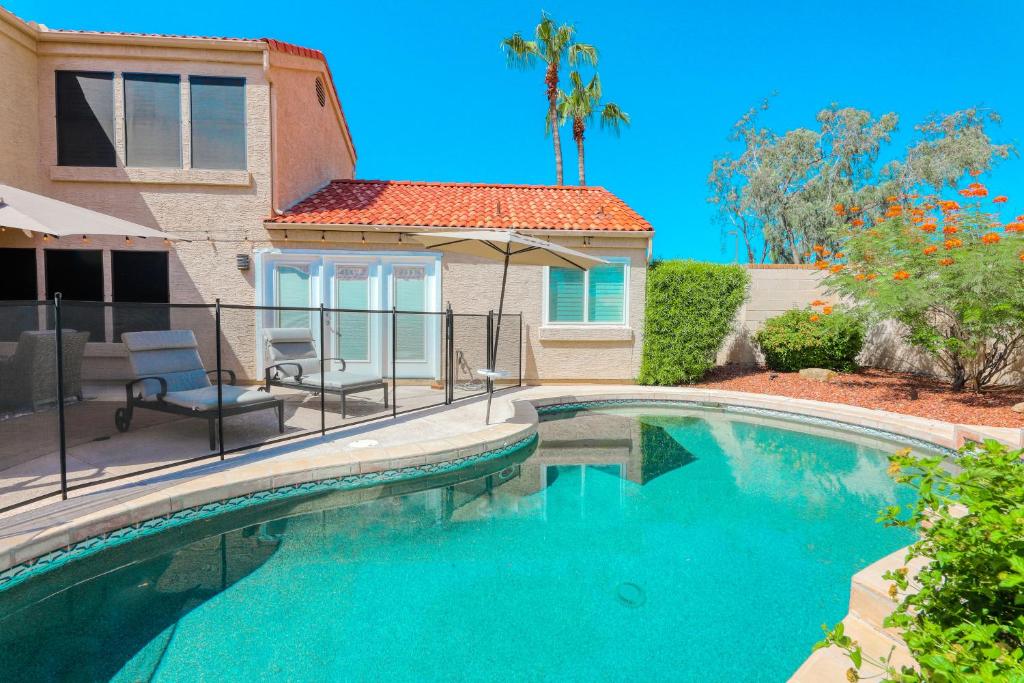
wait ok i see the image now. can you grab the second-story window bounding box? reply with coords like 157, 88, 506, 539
190, 76, 246, 170
56, 71, 115, 167
124, 74, 182, 168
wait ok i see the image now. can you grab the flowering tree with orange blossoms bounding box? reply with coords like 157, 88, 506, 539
823, 181, 1024, 391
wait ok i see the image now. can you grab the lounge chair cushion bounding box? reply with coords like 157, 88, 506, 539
157, 385, 278, 412
277, 369, 383, 391
264, 327, 320, 377
122, 330, 210, 397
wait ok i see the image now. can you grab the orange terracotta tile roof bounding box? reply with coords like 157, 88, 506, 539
271, 180, 653, 232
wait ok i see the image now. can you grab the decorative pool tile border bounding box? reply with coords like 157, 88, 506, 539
0, 434, 537, 593
537, 399, 959, 458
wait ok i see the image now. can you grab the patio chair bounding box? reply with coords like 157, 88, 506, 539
116, 330, 284, 450
263, 327, 388, 418
0, 329, 89, 411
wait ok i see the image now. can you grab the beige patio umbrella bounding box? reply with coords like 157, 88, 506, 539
414, 229, 607, 422
0, 183, 178, 240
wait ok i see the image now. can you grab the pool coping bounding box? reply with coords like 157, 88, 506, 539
0, 386, 1017, 593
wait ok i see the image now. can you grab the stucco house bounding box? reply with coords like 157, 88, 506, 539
0, 5, 653, 385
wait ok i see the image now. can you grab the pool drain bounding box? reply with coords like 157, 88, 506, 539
616, 582, 646, 608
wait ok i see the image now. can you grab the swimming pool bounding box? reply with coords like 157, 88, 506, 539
0, 403, 926, 681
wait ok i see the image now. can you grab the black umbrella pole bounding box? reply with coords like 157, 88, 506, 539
485, 249, 511, 424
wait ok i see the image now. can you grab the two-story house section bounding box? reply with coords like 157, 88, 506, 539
0, 4, 653, 386
0, 4, 356, 327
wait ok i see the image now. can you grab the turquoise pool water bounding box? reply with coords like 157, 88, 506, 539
0, 405, 921, 682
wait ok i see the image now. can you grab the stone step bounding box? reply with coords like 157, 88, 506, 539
788, 616, 915, 682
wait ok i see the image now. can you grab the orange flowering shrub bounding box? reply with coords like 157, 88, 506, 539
827, 182, 1024, 391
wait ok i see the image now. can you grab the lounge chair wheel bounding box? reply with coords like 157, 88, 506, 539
114, 407, 131, 432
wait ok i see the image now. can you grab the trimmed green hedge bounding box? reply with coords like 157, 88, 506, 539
754, 309, 864, 372
638, 260, 749, 385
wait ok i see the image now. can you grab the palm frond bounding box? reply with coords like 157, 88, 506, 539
600, 102, 631, 136
567, 42, 598, 68
501, 33, 541, 69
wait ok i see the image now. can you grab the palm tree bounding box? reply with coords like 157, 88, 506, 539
557, 71, 630, 186
501, 13, 597, 185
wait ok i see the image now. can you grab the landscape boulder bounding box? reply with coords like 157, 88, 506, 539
798, 368, 837, 382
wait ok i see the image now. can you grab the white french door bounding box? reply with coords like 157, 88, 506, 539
257, 250, 441, 380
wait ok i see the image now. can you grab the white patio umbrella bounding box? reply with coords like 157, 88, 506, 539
414, 229, 607, 423
0, 183, 178, 240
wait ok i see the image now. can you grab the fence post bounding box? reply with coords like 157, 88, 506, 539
444, 304, 451, 404
391, 307, 398, 418
54, 293, 68, 499
518, 313, 523, 388
319, 304, 326, 436
215, 298, 224, 458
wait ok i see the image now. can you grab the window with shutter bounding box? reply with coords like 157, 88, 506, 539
124, 74, 181, 168
547, 261, 626, 324
548, 268, 585, 322
56, 71, 115, 167
190, 76, 246, 170
394, 266, 426, 361
334, 265, 370, 362
275, 265, 311, 329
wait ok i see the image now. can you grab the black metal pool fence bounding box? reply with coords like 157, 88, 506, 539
0, 297, 522, 514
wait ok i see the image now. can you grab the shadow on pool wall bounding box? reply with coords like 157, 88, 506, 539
0, 524, 284, 681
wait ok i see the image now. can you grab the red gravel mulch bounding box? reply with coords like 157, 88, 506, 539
699, 366, 1024, 428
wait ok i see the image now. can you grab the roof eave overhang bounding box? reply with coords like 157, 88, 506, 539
262, 221, 652, 236
35, 31, 266, 53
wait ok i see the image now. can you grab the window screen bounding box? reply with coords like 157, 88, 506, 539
0, 249, 39, 342
44, 249, 104, 342
276, 265, 311, 329
111, 251, 170, 339
124, 74, 181, 167
56, 71, 115, 167
190, 76, 246, 169
334, 266, 370, 362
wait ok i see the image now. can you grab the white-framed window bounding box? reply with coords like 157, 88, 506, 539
543, 258, 628, 325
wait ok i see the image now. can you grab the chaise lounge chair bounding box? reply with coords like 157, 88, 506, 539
116, 330, 284, 450
263, 327, 388, 418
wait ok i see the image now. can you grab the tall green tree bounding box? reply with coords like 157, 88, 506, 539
501, 13, 597, 185
708, 101, 1013, 263
557, 71, 630, 186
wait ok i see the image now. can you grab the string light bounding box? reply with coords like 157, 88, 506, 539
397, 233, 403, 244
42, 234, 50, 242
360, 231, 366, 244
125, 236, 133, 246
284, 230, 289, 241
163, 238, 172, 247
82, 235, 89, 243
321, 230, 326, 242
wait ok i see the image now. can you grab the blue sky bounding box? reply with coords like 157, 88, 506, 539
10, 0, 1024, 261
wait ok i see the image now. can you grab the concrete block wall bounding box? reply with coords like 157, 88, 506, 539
721, 265, 1024, 386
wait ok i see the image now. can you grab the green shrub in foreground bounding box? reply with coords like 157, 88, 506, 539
754, 308, 864, 372
637, 260, 748, 385
818, 440, 1024, 682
